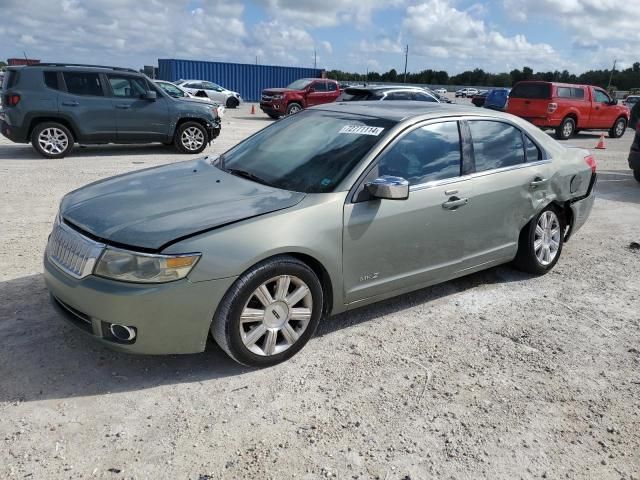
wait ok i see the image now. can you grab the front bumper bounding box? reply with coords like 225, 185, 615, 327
260, 102, 284, 116
44, 255, 237, 354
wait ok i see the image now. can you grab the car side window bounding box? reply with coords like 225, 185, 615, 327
377, 122, 461, 185
312, 82, 327, 92
62, 72, 103, 96
572, 88, 585, 99
44, 72, 60, 90
186, 82, 202, 89
386, 91, 413, 101
412, 92, 438, 102
594, 90, 610, 103
468, 121, 525, 172
327, 82, 337, 92
524, 136, 542, 162
108, 76, 148, 98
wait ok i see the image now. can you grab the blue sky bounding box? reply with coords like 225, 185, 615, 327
0, 0, 636, 75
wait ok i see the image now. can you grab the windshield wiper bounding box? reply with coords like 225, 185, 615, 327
226, 168, 273, 187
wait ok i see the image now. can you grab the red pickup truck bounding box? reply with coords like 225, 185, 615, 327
506, 81, 630, 140
260, 78, 340, 118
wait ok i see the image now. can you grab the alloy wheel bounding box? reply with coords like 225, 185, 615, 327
615, 120, 625, 137
288, 104, 301, 115
562, 121, 574, 138
239, 275, 313, 356
534, 210, 561, 266
181, 127, 205, 151
38, 128, 69, 155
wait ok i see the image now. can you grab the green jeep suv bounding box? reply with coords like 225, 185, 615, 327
0, 63, 221, 158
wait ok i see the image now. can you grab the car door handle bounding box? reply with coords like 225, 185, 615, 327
530, 177, 548, 188
442, 196, 469, 210
62, 101, 79, 106
116, 104, 131, 109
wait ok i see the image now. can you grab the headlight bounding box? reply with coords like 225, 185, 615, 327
95, 248, 200, 283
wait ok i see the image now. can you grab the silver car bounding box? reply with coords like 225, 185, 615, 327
174, 79, 242, 108
44, 103, 596, 366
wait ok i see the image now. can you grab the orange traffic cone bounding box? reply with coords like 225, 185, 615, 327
595, 133, 606, 149
250, 104, 256, 114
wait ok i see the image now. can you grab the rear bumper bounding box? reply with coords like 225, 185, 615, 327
43, 254, 236, 355
1, 118, 29, 143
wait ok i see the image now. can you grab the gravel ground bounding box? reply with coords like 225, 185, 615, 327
0, 100, 639, 480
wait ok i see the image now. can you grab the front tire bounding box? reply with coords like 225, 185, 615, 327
513, 206, 564, 275
211, 256, 323, 367
174, 121, 208, 154
286, 102, 303, 116
31, 122, 74, 159
555, 117, 575, 140
226, 96, 240, 108
609, 117, 627, 138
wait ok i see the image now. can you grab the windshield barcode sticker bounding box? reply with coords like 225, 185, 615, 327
339, 125, 385, 136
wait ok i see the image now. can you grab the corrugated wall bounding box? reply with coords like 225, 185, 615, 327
158, 59, 323, 102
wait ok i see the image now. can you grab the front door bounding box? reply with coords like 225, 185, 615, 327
106, 75, 170, 142
343, 120, 473, 304
306, 81, 329, 106
590, 88, 618, 129
462, 119, 553, 269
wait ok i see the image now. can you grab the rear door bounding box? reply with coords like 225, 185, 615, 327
343, 120, 473, 303
106, 74, 169, 142
57, 71, 117, 142
507, 82, 552, 121
462, 119, 553, 268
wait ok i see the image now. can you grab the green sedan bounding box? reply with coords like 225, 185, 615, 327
44, 102, 596, 366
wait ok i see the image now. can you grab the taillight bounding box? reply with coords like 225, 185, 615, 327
585, 154, 597, 174
547, 102, 558, 113
6, 94, 21, 106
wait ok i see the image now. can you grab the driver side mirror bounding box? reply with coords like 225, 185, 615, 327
365, 176, 409, 200
143, 91, 157, 101
609, 98, 618, 105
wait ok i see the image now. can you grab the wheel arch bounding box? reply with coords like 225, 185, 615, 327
27, 116, 78, 142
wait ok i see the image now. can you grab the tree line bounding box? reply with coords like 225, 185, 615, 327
327, 63, 640, 91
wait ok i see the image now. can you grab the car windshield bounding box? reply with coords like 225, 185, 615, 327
158, 82, 185, 98
287, 79, 313, 90
217, 110, 395, 193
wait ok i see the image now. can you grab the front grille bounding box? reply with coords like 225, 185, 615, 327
46, 220, 105, 279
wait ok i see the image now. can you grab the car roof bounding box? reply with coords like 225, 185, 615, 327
312, 100, 509, 122
346, 85, 430, 93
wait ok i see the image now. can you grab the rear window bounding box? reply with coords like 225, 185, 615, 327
556, 87, 584, 99
63, 72, 103, 96
2, 70, 19, 90
510, 83, 551, 99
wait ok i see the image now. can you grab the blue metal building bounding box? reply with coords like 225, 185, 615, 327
158, 59, 324, 102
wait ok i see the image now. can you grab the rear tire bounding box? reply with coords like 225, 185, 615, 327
211, 256, 323, 367
513, 205, 564, 275
609, 117, 627, 138
226, 96, 239, 108
633, 169, 640, 183
174, 121, 208, 154
31, 122, 74, 159
555, 117, 575, 140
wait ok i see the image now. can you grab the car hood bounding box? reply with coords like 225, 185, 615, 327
263, 88, 300, 94
60, 158, 306, 251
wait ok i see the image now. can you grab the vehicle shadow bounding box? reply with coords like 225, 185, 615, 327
0, 266, 530, 403
0, 143, 182, 160
595, 169, 640, 204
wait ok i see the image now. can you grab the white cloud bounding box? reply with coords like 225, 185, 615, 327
252, 0, 404, 28
403, 0, 567, 72
321, 41, 333, 54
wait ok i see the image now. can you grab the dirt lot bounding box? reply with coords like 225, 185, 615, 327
1, 100, 639, 480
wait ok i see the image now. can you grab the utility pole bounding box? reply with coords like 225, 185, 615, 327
607, 59, 617, 89
403, 44, 408, 83
314, 50, 317, 69
255, 55, 258, 65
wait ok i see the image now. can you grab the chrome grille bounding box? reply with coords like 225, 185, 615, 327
46, 221, 105, 279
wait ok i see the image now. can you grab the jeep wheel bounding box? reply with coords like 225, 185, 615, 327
226, 97, 239, 108
31, 122, 74, 159
175, 122, 208, 154
286, 103, 302, 116
609, 117, 627, 138
555, 117, 575, 140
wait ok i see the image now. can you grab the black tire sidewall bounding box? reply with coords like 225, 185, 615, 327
286, 103, 302, 116
213, 258, 323, 367
226, 96, 239, 108
556, 118, 575, 140
175, 121, 207, 154
517, 206, 564, 274
609, 117, 626, 138
31, 122, 74, 159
